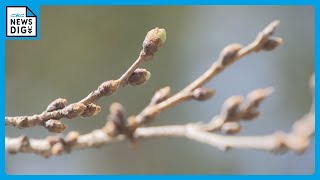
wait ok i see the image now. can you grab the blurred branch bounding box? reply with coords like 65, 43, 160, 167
126, 20, 282, 133
6, 21, 314, 158
5, 88, 274, 157
5, 82, 314, 157
5, 28, 166, 132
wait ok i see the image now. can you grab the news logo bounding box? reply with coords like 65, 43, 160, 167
6, 6, 37, 37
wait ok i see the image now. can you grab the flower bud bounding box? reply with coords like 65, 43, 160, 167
128, 68, 151, 86
7, 136, 29, 154
221, 96, 243, 120
262, 20, 280, 36
262, 37, 283, 51
64, 103, 87, 119
149, 86, 171, 105
97, 80, 120, 97
105, 120, 121, 137
193, 88, 215, 101
104, 103, 127, 137
46, 98, 67, 112
241, 111, 260, 120
241, 87, 273, 120
65, 131, 80, 144
81, 103, 101, 117
221, 122, 241, 134
109, 102, 126, 121
245, 87, 273, 110
51, 142, 64, 155
219, 43, 242, 66
143, 27, 166, 55
44, 119, 66, 133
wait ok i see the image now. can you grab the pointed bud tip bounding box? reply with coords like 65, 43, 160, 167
273, 20, 280, 26
263, 87, 275, 96
146, 70, 151, 81
110, 102, 124, 113
263, 20, 280, 36
157, 28, 166, 44
249, 87, 274, 100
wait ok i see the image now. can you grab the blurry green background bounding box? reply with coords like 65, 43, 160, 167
6, 6, 314, 174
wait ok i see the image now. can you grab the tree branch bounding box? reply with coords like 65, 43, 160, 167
5, 27, 166, 132
6, 21, 314, 158
5, 82, 314, 157
127, 20, 283, 132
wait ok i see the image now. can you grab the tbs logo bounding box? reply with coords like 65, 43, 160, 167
6, 6, 37, 37
11, 13, 25, 17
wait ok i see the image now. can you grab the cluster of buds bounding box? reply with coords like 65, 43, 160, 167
104, 103, 127, 137
48, 131, 80, 156
211, 88, 274, 135
42, 99, 102, 133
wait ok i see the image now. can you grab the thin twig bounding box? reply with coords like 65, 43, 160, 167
128, 20, 282, 130
5, 27, 166, 131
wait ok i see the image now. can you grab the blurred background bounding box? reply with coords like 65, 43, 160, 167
6, 6, 314, 174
